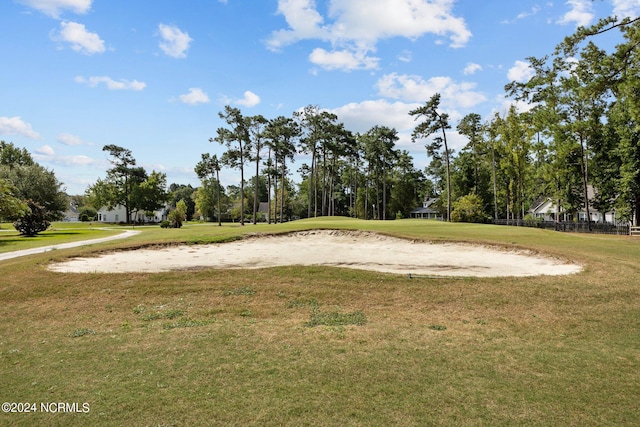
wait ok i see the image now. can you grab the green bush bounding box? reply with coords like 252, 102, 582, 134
160, 220, 170, 228
78, 206, 97, 221
524, 213, 542, 226
13, 200, 50, 236
450, 194, 488, 223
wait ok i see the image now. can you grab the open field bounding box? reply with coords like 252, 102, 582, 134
1, 218, 639, 426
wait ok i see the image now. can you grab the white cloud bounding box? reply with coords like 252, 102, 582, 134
43, 153, 97, 166
376, 73, 486, 109
0, 116, 40, 139
267, 0, 471, 71
329, 99, 420, 134
557, 0, 594, 27
398, 50, 412, 63
57, 133, 91, 146
178, 88, 210, 105
18, 0, 92, 18
612, 0, 640, 18
33, 144, 97, 166
35, 144, 55, 156
157, 23, 192, 58
234, 91, 261, 107
327, 0, 471, 47
266, 0, 328, 51
517, 6, 541, 20
327, 98, 469, 164
51, 21, 105, 54
502, 6, 541, 24
309, 47, 379, 71
507, 60, 535, 83
75, 75, 146, 91
64, 155, 95, 166
463, 62, 482, 75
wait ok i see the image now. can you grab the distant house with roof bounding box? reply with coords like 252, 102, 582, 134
96, 205, 168, 224
528, 186, 621, 224
410, 197, 442, 219
63, 202, 80, 222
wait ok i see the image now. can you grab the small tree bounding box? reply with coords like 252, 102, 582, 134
450, 194, 487, 223
195, 153, 223, 226
169, 199, 187, 228
13, 200, 50, 236
1, 163, 67, 234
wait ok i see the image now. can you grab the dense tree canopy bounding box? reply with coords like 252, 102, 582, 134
0, 141, 67, 234
86, 145, 168, 223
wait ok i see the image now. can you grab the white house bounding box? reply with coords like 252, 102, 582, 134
529, 186, 620, 224
97, 205, 168, 223
63, 203, 80, 222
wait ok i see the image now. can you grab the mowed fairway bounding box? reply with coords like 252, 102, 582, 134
1, 218, 639, 426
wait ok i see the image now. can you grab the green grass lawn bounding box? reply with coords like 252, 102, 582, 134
1, 218, 639, 426
0, 222, 123, 254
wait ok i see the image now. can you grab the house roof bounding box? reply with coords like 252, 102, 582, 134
410, 206, 437, 214
411, 197, 438, 214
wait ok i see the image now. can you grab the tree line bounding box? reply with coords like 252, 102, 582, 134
194, 104, 429, 225
195, 14, 640, 227
3, 11, 639, 233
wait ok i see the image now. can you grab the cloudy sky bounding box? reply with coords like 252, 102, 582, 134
1, 0, 638, 194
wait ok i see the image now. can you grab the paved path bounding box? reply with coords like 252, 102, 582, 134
0, 229, 140, 262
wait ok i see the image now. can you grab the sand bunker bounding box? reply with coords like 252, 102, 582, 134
48, 229, 582, 277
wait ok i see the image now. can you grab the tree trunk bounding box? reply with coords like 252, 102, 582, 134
321, 149, 327, 216
382, 166, 387, 220
253, 144, 259, 225
579, 135, 592, 231
441, 119, 451, 222
216, 172, 221, 226
365, 166, 370, 220
274, 157, 279, 223
266, 149, 272, 224
280, 161, 286, 223
308, 145, 315, 218
239, 143, 245, 226
491, 144, 498, 221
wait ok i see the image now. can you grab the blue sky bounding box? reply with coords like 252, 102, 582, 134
1, 0, 638, 195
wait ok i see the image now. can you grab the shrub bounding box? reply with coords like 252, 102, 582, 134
524, 213, 542, 227
13, 200, 50, 236
160, 220, 170, 228
450, 194, 488, 223
78, 206, 97, 221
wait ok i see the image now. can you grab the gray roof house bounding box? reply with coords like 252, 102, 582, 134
410, 198, 442, 219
